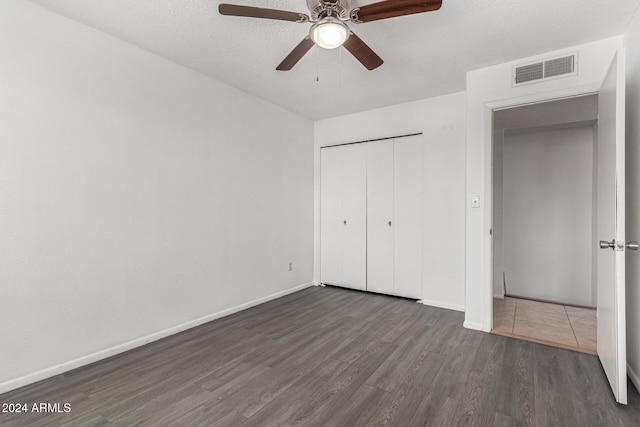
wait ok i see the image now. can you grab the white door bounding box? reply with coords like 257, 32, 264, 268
596, 48, 627, 404
320, 147, 343, 286
394, 136, 423, 299
367, 141, 394, 295
341, 144, 367, 291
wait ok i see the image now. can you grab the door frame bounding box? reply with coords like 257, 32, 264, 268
481, 83, 601, 331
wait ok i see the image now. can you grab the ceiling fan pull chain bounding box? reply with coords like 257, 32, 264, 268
316, 45, 320, 82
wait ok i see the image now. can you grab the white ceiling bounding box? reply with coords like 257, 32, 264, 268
494, 95, 598, 132
29, 0, 640, 120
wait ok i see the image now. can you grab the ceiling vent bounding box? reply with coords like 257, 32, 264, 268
513, 53, 577, 86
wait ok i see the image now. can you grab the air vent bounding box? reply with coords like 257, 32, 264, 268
515, 62, 543, 84
513, 53, 577, 86
544, 55, 574, 78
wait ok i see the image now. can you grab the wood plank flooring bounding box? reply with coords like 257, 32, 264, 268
1, 286, 639, 426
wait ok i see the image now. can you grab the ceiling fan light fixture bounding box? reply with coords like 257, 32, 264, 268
309, 17, 349, 49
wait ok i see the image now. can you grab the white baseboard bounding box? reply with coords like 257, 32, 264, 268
463, 320, 484, 331
421, 299, 465, 312
493, 293, 505, 299
628, 363, 640, 394
0, 282, 313, 395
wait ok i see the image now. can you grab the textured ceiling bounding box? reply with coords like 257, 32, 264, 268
29, 0, 640, 119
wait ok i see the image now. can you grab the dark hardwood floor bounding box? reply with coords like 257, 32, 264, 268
1, 286, 639, 426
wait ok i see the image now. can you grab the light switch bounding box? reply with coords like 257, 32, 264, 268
471, 195, 480, 208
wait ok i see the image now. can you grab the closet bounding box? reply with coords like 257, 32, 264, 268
320, 135, 423, 299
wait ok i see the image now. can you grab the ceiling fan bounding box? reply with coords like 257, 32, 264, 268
218, 0, 442, 71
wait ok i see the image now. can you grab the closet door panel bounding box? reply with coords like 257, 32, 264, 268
320, 147, 343, 286
341, 144, 367, 291
394, 137, 423, 299
366, 141, 394, 295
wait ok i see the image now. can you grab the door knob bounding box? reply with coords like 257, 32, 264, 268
343, 220, 347, 225
628, 241, 639, 250
388, 221, 392, 227
600, 240, 615, 249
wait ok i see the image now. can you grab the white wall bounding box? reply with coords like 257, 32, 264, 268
465, 36, 623, 331
492, 95, 598, 304
314, 93, 466, 311
502, 126, 595, 306
0, 0, 314, 393
492, 129, 505, 298
624, 6, 640, 393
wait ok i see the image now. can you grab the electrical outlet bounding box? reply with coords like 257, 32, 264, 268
288, 262, 293, 272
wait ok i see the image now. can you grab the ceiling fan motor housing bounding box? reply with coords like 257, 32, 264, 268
307, 0, 352, 21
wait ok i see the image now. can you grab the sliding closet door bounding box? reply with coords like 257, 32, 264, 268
320, 147, 343, 286
394, 136, 423, 299
367, 141, 394, 295
341, 144, 367, 291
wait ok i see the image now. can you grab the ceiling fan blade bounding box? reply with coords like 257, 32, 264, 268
343, 32, 383, 70
353, 0, 442, 23
276, 37, 315, 71
219, 4, 309, 23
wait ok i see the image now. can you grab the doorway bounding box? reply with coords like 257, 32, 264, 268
491, 94, 598, 354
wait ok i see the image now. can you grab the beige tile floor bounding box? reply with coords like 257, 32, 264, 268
493, 297, 596, 353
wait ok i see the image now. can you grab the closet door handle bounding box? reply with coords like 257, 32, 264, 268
388, 221, 392, 227
600, 240, 615, 249
344, 220, 347, 225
